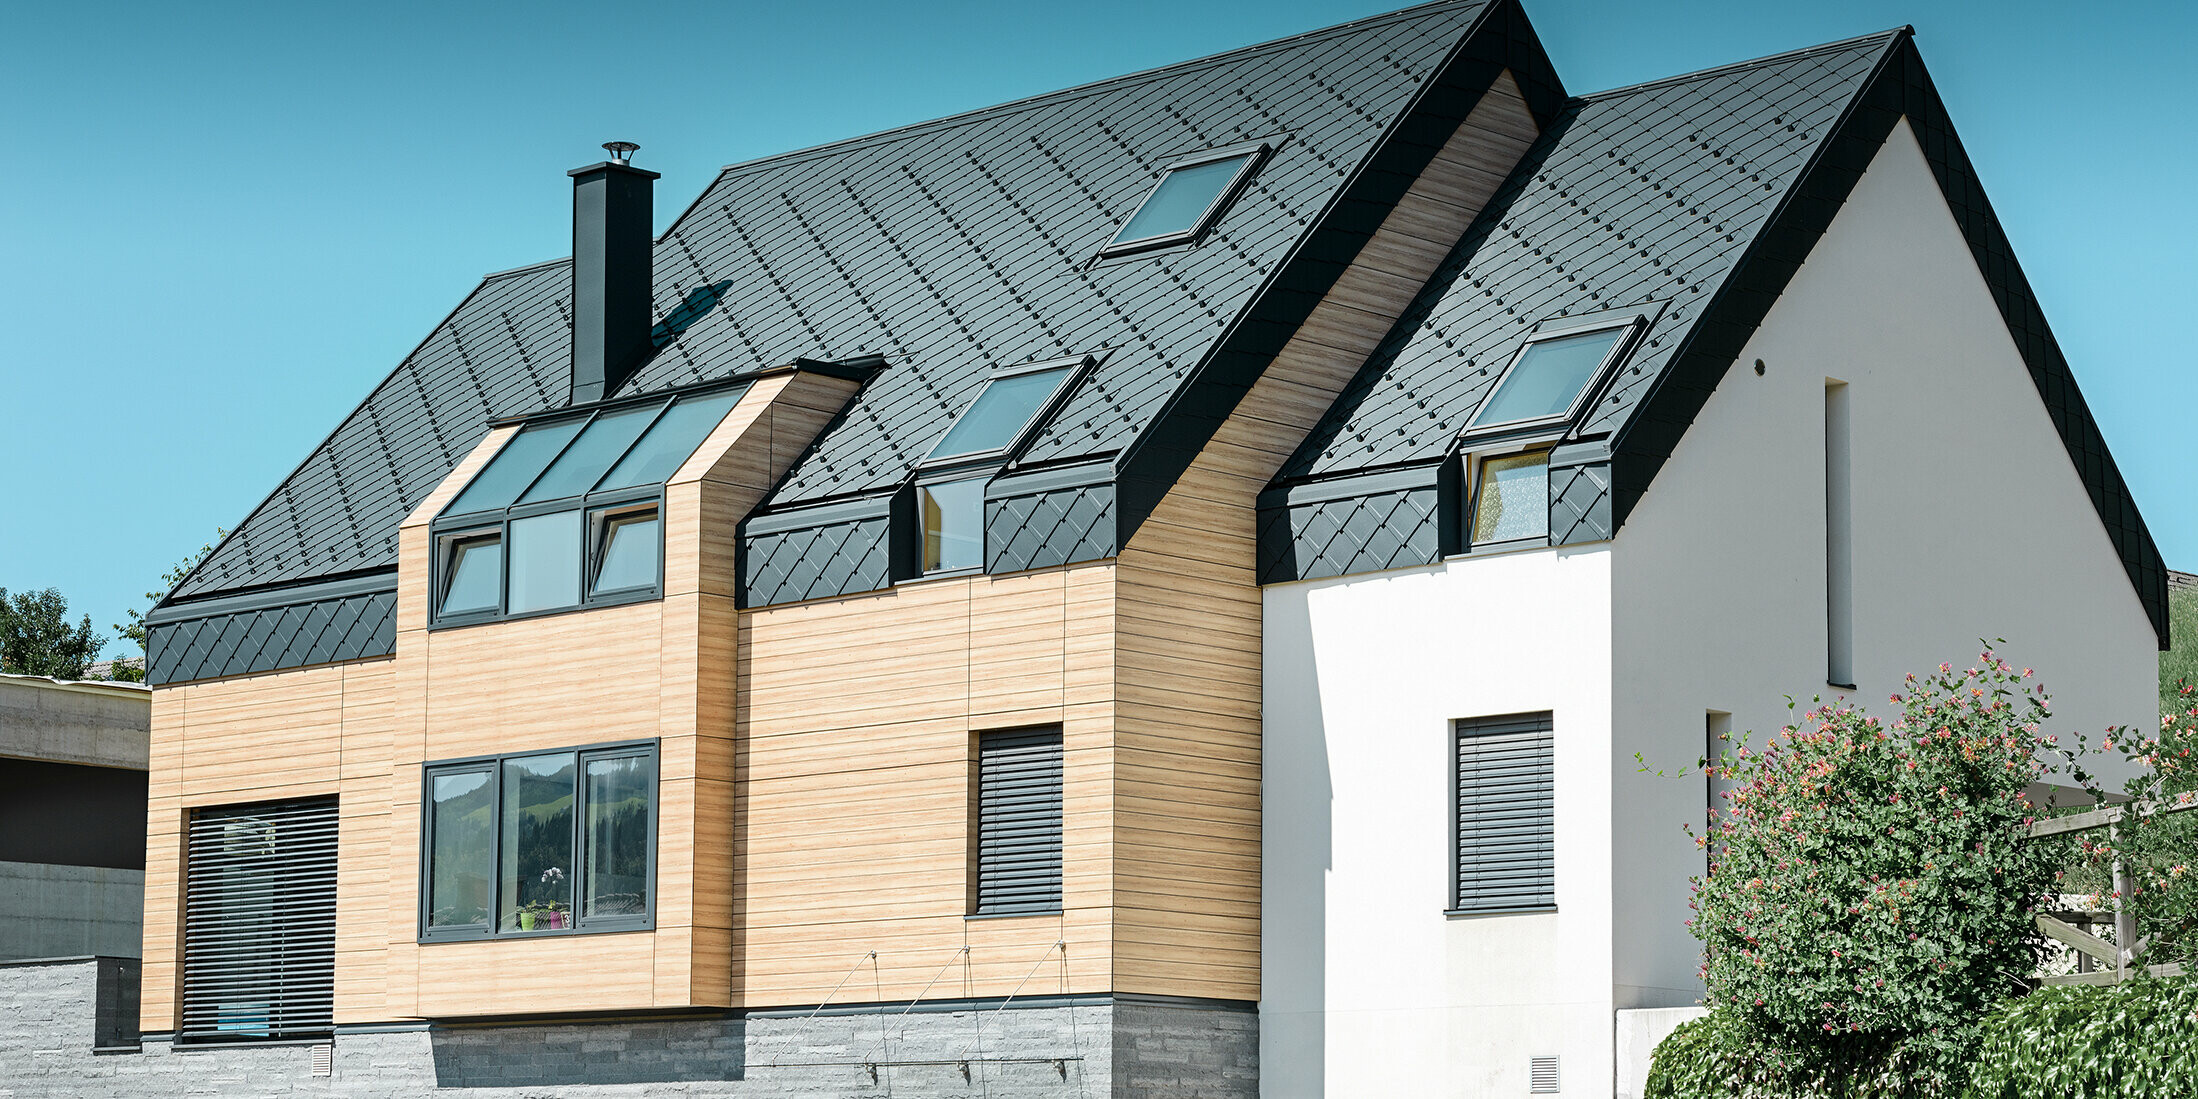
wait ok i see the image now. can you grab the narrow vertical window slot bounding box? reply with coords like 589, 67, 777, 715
1824, 379, 1854, 688
1705, 710, 1732, 882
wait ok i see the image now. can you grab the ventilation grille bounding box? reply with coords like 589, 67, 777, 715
1454, 713, 1556, 912
181, 798, 338, 1043
975, 728, 1064, 915
1530, 1054, 1560, 1093
311, 1043, 334, 1077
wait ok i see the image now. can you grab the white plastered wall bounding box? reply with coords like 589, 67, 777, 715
1262, 547, 1615, 1097
1608, 117, 2160, 1012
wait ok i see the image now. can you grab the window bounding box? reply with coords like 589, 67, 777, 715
1453, 713, 1554, 914
180, 798, 337, 1042
1104, 145, 1265, 255
973, 728, 1064, 916
1464, 323, 1636, 436
1469, 450, 1550, 547
1824, 379, 1854, 687
420, 742, 656, 941
926, 362, 1081, 464
431, 385, 742, 625
919, 478, 986, 574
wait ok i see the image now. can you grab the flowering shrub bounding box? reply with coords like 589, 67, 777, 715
1691, 654, 2064, 1082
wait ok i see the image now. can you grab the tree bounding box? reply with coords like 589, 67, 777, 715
112, 529, 228, 676
0, 587, 106, 679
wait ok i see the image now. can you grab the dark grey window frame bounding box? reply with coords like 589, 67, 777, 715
912, 472, 990, 578
1459, 445, 1556, 554
428, 383, 743, 628
1096, 139, 1272, 258
1448, 712, 1556, 916
1459, 313, 1647, 441
969, 726, 1065, 918
417, 739, 659, 944
919, 354, 1095, 468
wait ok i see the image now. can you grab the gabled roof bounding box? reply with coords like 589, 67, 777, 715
167, 0, 1507, 605
1272, 29, 2169, 646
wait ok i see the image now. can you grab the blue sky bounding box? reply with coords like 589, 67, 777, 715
2, 0, 2192, 652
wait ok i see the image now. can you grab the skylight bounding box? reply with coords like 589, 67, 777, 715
1105, 146, 1264, 254
445, 388, 742, 519
925, 359, 1084, 464
1464, 325, 1634, 435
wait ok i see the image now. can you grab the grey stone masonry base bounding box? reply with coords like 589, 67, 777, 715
0, 958, 1256, 1098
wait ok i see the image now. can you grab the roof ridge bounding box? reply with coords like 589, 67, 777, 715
706, 0, 1489, 178
1578, 25, 1911, 102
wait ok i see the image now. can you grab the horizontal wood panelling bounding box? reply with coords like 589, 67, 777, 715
1111, 70, 1540, 1000
733, 562, 1115, 1006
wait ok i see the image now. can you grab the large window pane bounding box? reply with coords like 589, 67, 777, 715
518, 404, 665, 504
499, 754, 576, 933
444, 418, 586, 516
1469, 328, 1626, 430
920, 478, 985, 573
440, 535, 503, 616
1113, 153, 1254, 246
1472, 451, 1550, 545
592, 509, 660, 595
507, 510, 581, 613
426, 770, 493, 929
593, 390, 741, 492
928, 367, 1073, 461
583, 755, 652, 918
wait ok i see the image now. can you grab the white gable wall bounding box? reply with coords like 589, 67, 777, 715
1608, 117, 2160, 1010
1262, 547, 1616, 1097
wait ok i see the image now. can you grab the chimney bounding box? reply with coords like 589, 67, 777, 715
568, 141, 660, 404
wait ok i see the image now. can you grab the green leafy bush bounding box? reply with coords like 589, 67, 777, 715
2056, 681, 2198, 970
1693, 655, 2063, 1083
1644, 1009, 1954, 1099
1965, 978, 2198, 1098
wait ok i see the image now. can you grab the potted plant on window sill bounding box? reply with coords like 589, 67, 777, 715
518, 867, 568, 930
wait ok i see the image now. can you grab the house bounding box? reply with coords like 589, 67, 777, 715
104, 1, 2162, 1096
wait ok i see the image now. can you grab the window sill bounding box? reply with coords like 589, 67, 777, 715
1444, 905, 1557, 919
966, 909, 1063, 921
419, 921, 653, 945
428, 587, 660, 631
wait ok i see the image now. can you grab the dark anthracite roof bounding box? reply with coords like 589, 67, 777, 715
169, 0, 1497, 603
1280, 32, 1897, 480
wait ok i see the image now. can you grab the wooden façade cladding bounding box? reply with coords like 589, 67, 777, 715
138, 369, 860, 1032
1110, 71, 1540, 999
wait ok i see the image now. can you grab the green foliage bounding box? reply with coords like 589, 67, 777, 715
2057, 681, 2198, 970
1965, 978, 2198, 1098
113, 528, 227, 653
1693, 654, 2063, 1083
2162, 583, 2198, 716
0, 587, 106, 679
1645, 1010, 1955, 1099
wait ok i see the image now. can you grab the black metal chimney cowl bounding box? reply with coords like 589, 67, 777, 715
568, 150, 660, 404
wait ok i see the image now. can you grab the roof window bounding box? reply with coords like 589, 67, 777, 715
1102, 143, 1267, 256
1463, 319, 1641, 437
431, 385, 743, 626
924, 356, 1089, 466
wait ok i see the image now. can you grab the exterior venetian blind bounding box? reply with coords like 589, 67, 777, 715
1453, 713, 1555, 913
974, 728, 1063, 916
181, 798, 338, 1042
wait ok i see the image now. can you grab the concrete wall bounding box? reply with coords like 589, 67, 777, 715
0, 958, 1252, 1097
1607, 118, 2163, 1012
0, 675, 150, 769
1261, 547, 1615, 1097
0, 862, 146, 961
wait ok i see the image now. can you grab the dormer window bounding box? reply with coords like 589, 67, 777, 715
1101, 143, 1267, 256
1463, 318, 1642, 438
431, 385, 742, 626
909, 355, 1094, 576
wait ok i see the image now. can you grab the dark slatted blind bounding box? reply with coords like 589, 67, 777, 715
975, 728, 1063, 915
1454, 713, 1555, 912
181, 798, 338, 1042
